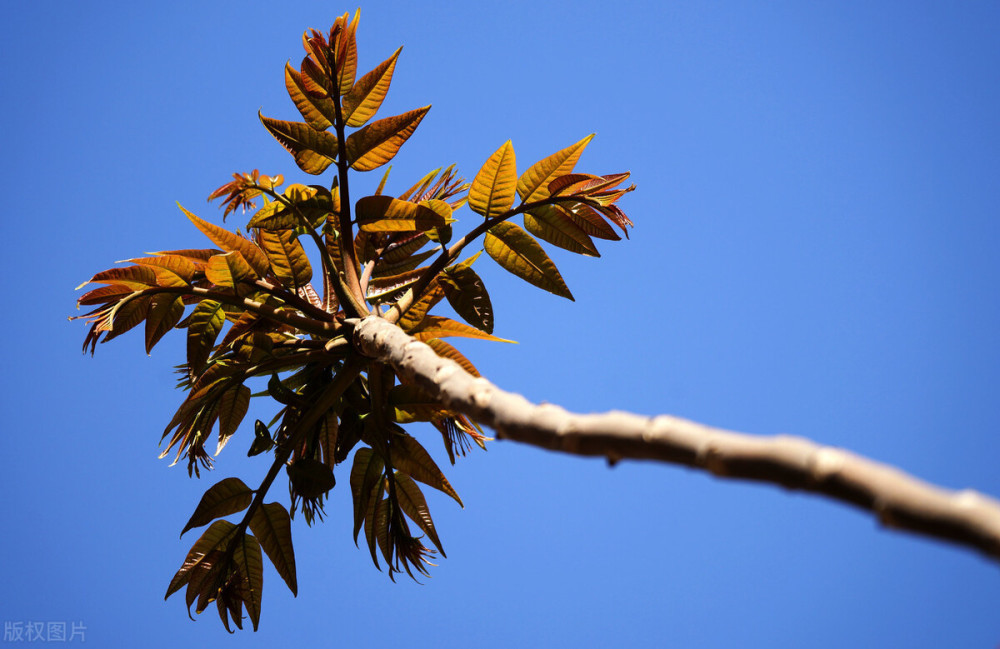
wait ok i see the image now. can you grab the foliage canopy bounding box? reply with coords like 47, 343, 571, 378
73, 10, 634, 632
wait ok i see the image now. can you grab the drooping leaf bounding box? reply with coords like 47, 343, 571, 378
165, 520, 238, 599
216, 385, 251, 454
389, 383, 444, 423
284, 62, 336, 130
145, 294, 185, 354
287, 458, 336, 499
425, 338, 481, 377
259, 113, 339, 175
516, 134, 593, 203
180, 478, 253, 538
101, 293, 152, 343
186, 300, 225, 378
484, 221, 573, 300
346, 106, 429, 172
556, 202, 621, 241
524, 206, 599, 257
248, 502, 297, 596
180, 204, 271, 277
350, 448, 385, 544
392, 428, 463, 507
77, 284, 134, 306
468, 140, 516, 218
232, 533, 264, 631
343, 47, 400, 127
440, 256, 494, 333
355, 195, 446, 232
410, 315, 512, 343
393, 472, 445, 556
205, 251, 258, 288
259, 230, 312, 290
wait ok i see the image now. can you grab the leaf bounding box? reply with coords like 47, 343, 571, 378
248, 184, 333, 231
484, 221, 574, 300
80, 265, 158, 290
180, 204, 271, 277
419, 199, 453, 244
343, 47, 401, 127
249, 502, 297, 596
103, 293, 152, 343
393, 472, 445, 556
365, 267, 425, 301
180, 478, 253, 537
468, 140, 516, 218
259, 230, 312, 290
77, 284, 134, 306
426, 339, 481, 377
145, 294, 184, 354
346, 106, 429, 172
216, 385, 251, 454
392, 428, 463, 507
556, 202, 621, 241
335, 10, 360, 95
284, 62, 336, 130
259, 113, 339, 175
232, 533, 264, 631
350, 448, 385, 544
410, 315, 512, 343
516, 134, 593, 203
441, 256, 494, 333
205, 251, 257, 288
286, 458, 336, 499
524, 206, 599, 257
397, 282, 445, 332
129, 255, 199, 281
355, 195, 446, 233
165, 520, 238, 599
389, 383, 444, 423
186, 300, 225, 378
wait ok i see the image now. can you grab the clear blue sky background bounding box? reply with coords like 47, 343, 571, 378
2, 1, 999, 646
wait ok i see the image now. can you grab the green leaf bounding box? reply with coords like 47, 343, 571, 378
180, 478, 253, 538
516, 134, 593, 203
249, 502, 297, 596
144, 294, 184, 354
284, 62, 336, 130
205, 251, 257, 288
259, 230, 312, 290
346, 106, 429, 172
469, 140, 516, 218
392, 428, 463, 507
355, 195, 446, 232
186, 300, 225, 378
216, 384, 251, 455
343, 47, 401, 127
394, 472, 445, 556
483, 221, 574, 300
180, 204, 271, 277
259, 113, 339, 175
441, 256, 494, 333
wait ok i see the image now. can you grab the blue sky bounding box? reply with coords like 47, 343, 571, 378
2, 1, 999, 646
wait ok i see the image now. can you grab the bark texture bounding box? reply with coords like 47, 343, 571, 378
353, 315, 1000, 563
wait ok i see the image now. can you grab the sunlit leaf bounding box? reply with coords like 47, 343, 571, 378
129, 255, 199, 281
397, 282, 445, 332
335, 10, 360, 95
80, 265, 158, 290
346, 106, 429, 172
394, 472, 445, 556
516, 134, 593, 203
259, 230, 312, 290
392, 429, 463, 507
484, 221, 574, 300
186, 300, 225, 378
284, 62, 336, 130
259, 113, 339, 175
248, 184, 333, 232
181, 478, 253, 537
145, 294, 184, 354
216, 385, 251, 454
410, 315, 512, 343
180, 204, 271, 277
524, 206, 599, 257
419, 199, 453, 244
248, 502, 297, 596
365, 267, 425, 301
343, 47, 400, 127
469, 140, 516, 218
425, 339, 481, 377
355, 195, 446, 232
205, 251, 257, 288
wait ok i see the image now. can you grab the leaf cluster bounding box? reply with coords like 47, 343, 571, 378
72, 9, 634, 632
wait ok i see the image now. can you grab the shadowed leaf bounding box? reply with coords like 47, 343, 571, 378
355, 195, 446, 232
524, 206, 599, 257
394, 472, 445, 555
205, 251, 257, 288
441, 255, 494, 333
232, 533, 264, 631
249, 502, 297, 596
350, 448, 385, 544
181, 478, 253, 537
392, 428, 463, 507
217, 385, 251, 454
165, 520, 238, 599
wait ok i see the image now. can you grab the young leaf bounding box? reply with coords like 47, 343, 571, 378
205, 251, 258, 288
440, 258, 494, 333
165, 520, 238, 599
484, 221, 574, 300
355, 195, 446, 232
129, 255, 199, 281
232, 533, 264, 631
186, 300, 225, 378
335, 10, 360, 95
392, 428, 463, 507
259, 113, 339, 175
259, 230, 312, 290
145, 295, 184, 354
284, 62, 336, 130
468, 140, 516, 218
216, 385, 251, 454
410, 315, 512, 343
346, 106, 430, 172
516, 134, 593, 203
180, 478, 253, 537
343, 47, 401, 127
425, 339, 481, 378
248, 502, 298, 596
350, 448, 385, 544
180, 204, 271, 277
81, 265, 158, 290
393, 472, 445, 556
524, 206, 599, 257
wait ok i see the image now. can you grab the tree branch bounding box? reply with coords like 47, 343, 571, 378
352, 315, 1000, 562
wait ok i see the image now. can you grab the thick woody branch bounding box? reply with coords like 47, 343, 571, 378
352, 315, 1000, 563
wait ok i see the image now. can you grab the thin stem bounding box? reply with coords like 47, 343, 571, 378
332, 80, 369, 318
